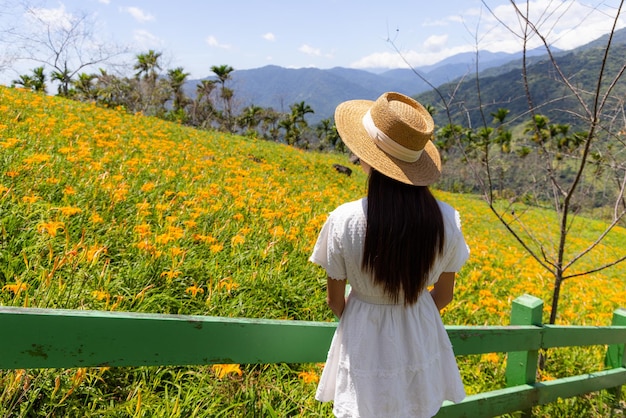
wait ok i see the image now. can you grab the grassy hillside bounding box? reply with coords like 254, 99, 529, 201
1, 86, 624, 416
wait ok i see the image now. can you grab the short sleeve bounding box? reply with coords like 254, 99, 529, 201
442, 210, 470, 273
309, 212, 348, 280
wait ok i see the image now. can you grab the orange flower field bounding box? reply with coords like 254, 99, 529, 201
1, 86, 624, 416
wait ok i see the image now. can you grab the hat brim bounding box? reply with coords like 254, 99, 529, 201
335, 99, 441, 186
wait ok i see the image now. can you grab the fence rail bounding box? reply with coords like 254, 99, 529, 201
1, 294, 625, 417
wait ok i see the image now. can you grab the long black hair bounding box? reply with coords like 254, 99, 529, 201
362, 168, 445, 305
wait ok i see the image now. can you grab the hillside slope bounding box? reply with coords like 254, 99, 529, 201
1, 85, 624, 322
1, 86, 625, 416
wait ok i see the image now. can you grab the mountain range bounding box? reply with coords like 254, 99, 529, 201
185, 49, 550, 124
186, 28, 626, 125
416, 27, 626, 130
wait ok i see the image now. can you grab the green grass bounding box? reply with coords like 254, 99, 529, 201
0, 86, 624, 416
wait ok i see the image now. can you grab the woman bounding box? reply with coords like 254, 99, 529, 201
310, 92, 469, 417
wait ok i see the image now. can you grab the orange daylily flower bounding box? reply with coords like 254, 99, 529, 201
2, 283, 28, 295
57, 206, 82, 216
298, 370, 319, 384
37, 221, 65, 237
212, 364, 242, 379
185, 285, 204, 297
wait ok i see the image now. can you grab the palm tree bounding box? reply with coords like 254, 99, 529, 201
260, 108, 282, 142
291, 101, 314, 128
280, 101, 315, 147
210, 64, 235, 132
72, 72, 98, 101
316, 118, 342, 151
133, 50, 166, 115
196, 79, 217, 99
134, 50, 162, 84
51, 64, 73, 96
12, 67, 47, 92
237, 105, 264, 136
31, 67, 47, 92
190, 79, 217, 128
11, 74, 34, 90
279, 117, 298, 145
93, 69, 139, 110
211, 64, 234, 89
167, 67, 190, 113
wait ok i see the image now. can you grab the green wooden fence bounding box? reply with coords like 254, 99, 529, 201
1, 294, 625, 417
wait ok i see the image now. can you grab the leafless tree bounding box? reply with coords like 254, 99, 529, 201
393, 0, 626, 324
486, 1, 626, 325
5, 3, 127, 93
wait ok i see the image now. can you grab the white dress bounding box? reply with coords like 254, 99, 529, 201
309, 198, 469, 418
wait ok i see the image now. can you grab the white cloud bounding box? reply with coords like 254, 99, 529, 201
121, 7, 154, 23
350, 51, 411, 69
206, 35, 231, 49
98, 0, 111, 4
299, 44, 321, 57
350, 1, 626, 70
463, 0, 626, 52
133, 29, 163, 48
351, 44, 475, 70
25, 5, 73, 31
423, 34, 448, 52
262, 32, 276, 41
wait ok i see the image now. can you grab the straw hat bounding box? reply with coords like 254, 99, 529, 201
335, 92, 441, 186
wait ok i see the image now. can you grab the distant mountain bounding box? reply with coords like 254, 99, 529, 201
415, 27, 626, 130
186, 65, 421, 125
416, 47, 549, 73
225, 65, 409, 118
183, 33, 616, 125
185, 50, 548, 124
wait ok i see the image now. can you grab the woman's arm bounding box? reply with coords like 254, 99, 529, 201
326, 277, 347, 318
430, 272, 456, 311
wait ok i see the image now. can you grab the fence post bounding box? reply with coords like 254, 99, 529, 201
605, 308, 626, 404
505, 294, 543, 417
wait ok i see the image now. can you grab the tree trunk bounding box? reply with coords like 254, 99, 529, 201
549, 273, 563, 325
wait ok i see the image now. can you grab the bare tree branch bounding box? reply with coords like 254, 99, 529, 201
563, 252, 626, 280
5, 3, 128, 92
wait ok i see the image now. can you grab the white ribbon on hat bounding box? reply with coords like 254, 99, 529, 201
362, 110, 423, 163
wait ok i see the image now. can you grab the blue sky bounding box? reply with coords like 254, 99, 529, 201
1, 0, 625, 83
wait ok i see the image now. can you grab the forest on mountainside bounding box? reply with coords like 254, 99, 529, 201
413, 40, 626, 215
418, 42, 626, 132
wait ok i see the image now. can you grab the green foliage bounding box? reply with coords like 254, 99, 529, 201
418, 43, 626, 132
7, 48, 339, 150
0, 87, 624, 416
11, 67, 47, 93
